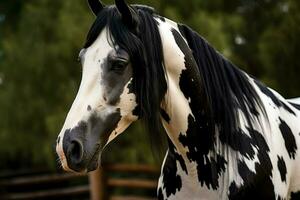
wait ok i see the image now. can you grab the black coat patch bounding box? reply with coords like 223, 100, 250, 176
219, 128, 256, 160
162, 146, 183, 197
277, 156, 287, 183
155, 15, 166, 22
179, 115, 227, 190
87, 105, 92, 111
290, 103, 300, 110
228, 128, 275, 199
169, 140, 188, 174
160, 108, 170, 123
277, 195, 285, 200
237, 160, 256, 181
255, 80, 296, 116
158, 188, 164, 200
279, 118, 297, 159
291, 191, 300, 200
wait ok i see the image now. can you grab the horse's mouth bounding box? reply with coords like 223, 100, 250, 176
61, 144, 102, 173
86, 147, 101, 172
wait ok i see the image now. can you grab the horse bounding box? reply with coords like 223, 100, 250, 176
55, 0, 300, 199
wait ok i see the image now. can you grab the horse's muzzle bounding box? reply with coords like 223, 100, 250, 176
57, 111, 121, 173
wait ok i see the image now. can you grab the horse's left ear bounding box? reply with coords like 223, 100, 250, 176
87, 0, 105, 16
115, 0, 139, 30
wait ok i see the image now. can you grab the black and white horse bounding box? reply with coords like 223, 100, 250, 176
56, 0, 300, 199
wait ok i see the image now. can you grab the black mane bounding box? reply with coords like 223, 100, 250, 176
84, 5, 167, 154
178, 24, 264, 151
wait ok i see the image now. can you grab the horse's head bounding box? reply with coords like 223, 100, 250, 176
56, 0, 167, 172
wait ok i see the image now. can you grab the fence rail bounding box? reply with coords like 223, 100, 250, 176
2, 186, 90, 200
0, 173, 85, 187
0, 164, 160, 200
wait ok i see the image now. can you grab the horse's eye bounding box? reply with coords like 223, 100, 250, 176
111, 59, 128, 71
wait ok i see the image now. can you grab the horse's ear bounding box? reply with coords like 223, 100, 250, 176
115, 0, 138, 30
87, 0, 105, 16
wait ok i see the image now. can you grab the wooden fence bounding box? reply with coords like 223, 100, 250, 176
0, 164, 160, 200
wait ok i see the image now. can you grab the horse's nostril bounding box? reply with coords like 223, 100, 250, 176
68, 140, 83, 164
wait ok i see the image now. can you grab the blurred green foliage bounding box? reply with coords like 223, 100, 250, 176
0, 0, 299, 170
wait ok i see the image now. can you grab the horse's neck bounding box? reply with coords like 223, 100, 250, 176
158, 18, 234, 194
158, 17, 214, 155
159, 62, 228, 198
158, 18, 198, 157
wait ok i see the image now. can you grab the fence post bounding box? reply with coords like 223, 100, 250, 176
89, 167, 106, 200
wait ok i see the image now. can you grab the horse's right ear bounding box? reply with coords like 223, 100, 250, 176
87, 0, 105, 16
115, 0, 139, 31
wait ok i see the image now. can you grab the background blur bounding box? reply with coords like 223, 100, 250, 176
0, 0, 299, 172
